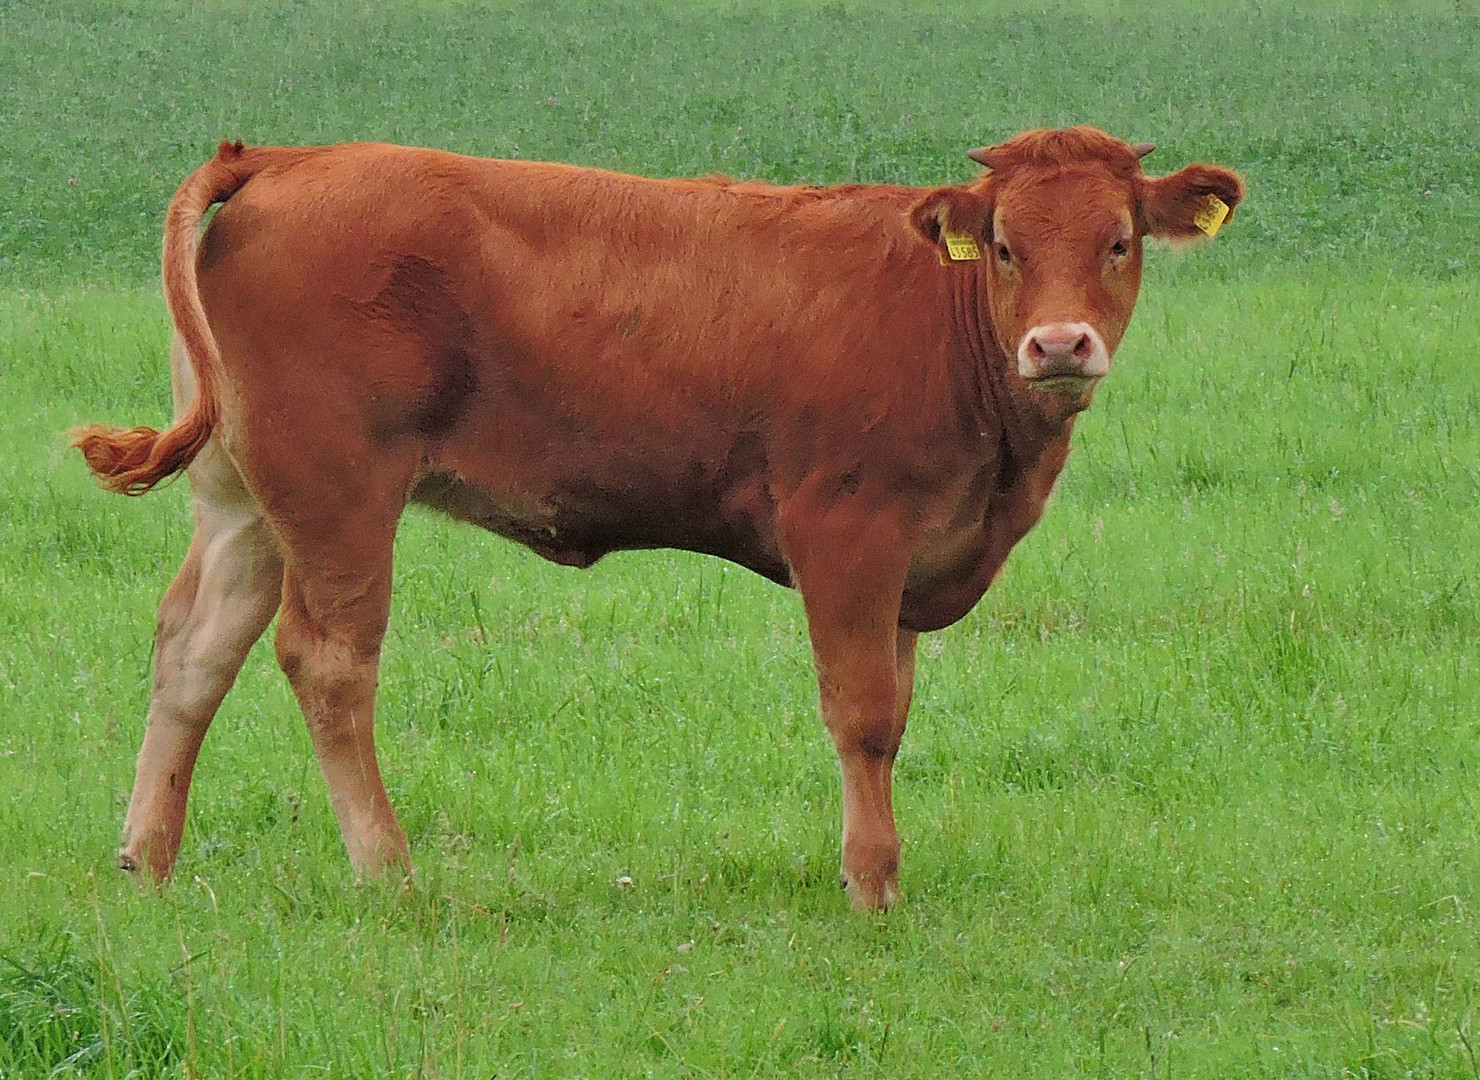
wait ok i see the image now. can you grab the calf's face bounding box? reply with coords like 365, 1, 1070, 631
912, 127, 1244, 411
988, 167, 1141, 397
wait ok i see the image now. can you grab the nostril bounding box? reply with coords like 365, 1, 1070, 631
1072, 334, 1092, 359
1028, 337, 1047, 360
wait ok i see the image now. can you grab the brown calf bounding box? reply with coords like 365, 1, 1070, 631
74, 127, 1242, 909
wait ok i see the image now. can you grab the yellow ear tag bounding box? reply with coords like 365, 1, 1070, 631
1192, 194, 1230, 237
941, 229, 981, 262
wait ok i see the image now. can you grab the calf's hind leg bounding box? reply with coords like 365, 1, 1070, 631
263, 465, 414, 878
120, 454, 283, 880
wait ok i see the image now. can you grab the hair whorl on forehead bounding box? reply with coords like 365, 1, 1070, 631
968, 126, 1144, 176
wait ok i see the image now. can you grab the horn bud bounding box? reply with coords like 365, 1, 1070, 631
1132, 142, 1156, 160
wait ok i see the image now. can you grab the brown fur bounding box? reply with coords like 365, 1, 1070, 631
75, 129, 1242, 908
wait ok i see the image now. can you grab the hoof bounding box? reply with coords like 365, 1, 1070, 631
843, 871, 901, 912
118, 842, 172, 882
347, 834, 414, 885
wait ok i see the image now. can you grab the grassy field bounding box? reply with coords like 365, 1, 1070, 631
2, 2, 1478, 1077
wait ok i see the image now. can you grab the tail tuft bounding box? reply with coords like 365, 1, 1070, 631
70, 423, 203, 495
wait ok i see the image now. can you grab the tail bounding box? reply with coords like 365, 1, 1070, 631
72, 140, 270, 495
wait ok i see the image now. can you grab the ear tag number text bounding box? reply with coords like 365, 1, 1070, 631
942, 230, 981, 261
1193, 194, 1230, 237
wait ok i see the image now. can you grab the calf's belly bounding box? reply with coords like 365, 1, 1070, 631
411, 466, 793, 586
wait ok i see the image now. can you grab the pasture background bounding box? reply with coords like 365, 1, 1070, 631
2, 1, 1478, 1076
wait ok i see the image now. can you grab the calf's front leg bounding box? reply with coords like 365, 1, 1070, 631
784, 507, 915, 910
816, 628, 918, 910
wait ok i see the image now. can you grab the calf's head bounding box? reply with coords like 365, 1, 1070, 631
911, 126, 1243, 410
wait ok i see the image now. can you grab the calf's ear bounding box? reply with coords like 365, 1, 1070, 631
909, 186, 992, 248
1139, 164, 1245, 240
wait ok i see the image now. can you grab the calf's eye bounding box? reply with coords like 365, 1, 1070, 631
996, 244, 1012, 264
1110, 240, 1129, 258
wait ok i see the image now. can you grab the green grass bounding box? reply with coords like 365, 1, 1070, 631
2, 2, 1479, 1077
3, 0, 1477, 284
